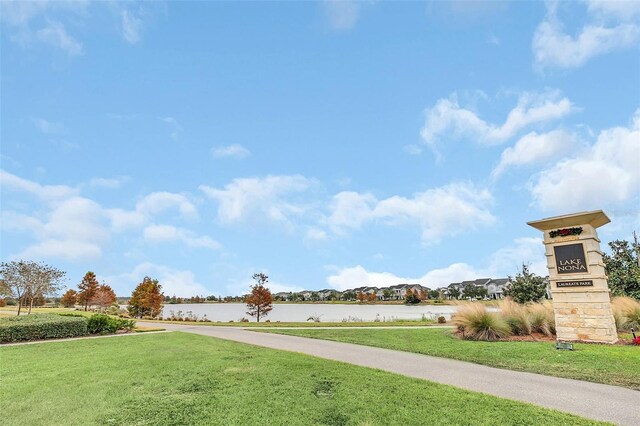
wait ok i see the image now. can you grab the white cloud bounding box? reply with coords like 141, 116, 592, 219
88, 177, 127, 189
323, 0, 361, 30
531, 109, 640, 213
225, 274, 304, 297
421, 91, 574, 148
533, 1, 640, 69
492, 129, 578, 178
403, 144, 423, 155
587, 0, 640, 21
121, 8, 143, 44
200, 175, 314, 224
160, 117, 182, 139
325, 237, 547, 290
326, 191, 377, 233
488, 33, 501, 46
1, 171, 208, 263
35, 20, 83, 55
306, 228, 329, 242
33, 117, 64, 134
106, 208, 146, 232
211, 144, 251, 159
136, 192, 198, 220
0, 169, 78, 201
326, 183, 495, 243
16, 196, 110, 261
143, 224, 221, 251
107, 262, 210, 297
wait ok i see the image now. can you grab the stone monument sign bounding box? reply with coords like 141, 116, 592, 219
527, 210, 618, 343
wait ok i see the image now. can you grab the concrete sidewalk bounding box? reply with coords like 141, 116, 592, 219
140, 322, 639, 426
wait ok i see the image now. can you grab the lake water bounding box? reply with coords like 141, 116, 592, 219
161, 303, 458, 322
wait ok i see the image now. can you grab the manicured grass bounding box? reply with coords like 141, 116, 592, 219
145, 319, 438, 327
260, 328, 640, 390
0, 307, 94, 318
0, 332, 603, 425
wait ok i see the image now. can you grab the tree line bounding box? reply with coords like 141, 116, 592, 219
1, 234, 638, 316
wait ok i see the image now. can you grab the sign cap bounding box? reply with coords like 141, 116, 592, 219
527, 210, 610, 231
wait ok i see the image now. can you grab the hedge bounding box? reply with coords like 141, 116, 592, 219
86, 314, 136, 334
0, 314, 88, 343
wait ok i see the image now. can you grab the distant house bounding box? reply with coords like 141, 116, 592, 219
486, 278, 510, 299
317, 289, 337, 301
299, 291, 313, 301
442, 278, 511, 300
273, 291, 291, 301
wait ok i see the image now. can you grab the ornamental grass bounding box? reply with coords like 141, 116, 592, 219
452, 303, 511, 342
527, 302, 555, 337
611, 296, 640, 332
498, 299, 531, 336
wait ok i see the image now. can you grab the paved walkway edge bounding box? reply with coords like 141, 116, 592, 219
140, 322, 639, 426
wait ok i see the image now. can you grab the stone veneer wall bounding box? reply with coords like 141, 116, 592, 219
544, 224, 618, 343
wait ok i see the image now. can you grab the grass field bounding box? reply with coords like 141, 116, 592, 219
0, 332, 604, 425
260, 328, 640, 390
146, 319, 439, 327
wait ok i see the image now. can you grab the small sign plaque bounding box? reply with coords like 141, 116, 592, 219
556, 342, 574, 351
556, 280, 594, 288
554, 243, 588, 275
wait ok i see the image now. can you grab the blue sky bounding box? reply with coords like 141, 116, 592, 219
1, 1, 639, 297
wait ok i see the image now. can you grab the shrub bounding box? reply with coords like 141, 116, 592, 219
0, 298, 6, 307
0, 314, 88, 343
611, 296, 640, 332
437, 316, 446, 324
498, 299, 532, 336
86, 314, 136, 334
58, 312, 88, 318
453, 303, 511, 341
307, 315, 321, 322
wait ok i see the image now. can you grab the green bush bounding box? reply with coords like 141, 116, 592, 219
86, 314, 135, 334
58, 312, 88, 318
0, 314, 88, 343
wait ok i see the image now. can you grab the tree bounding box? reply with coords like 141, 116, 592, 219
33, 293, 46, 306
128, 277, 164, 318
603, 234, 640, 299
504, 264, 547, 304
61, 289, 78, 307
404, 288, 420, 304
342, 291, 356, 301
462, 285, 488, 300
448, 288, 461, 300
356, 291, 366, 302
245, 273, 273, 322
429, 289, 440, 299
92, 284, 116, 308
0, 261, 66, 315
77, 272, 100, 311
367, 292, 377, 302
418, 289, 428, 301
382, 289, 393, 300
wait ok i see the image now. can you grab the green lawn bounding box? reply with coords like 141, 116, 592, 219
146, 319, 438, 327
259, 328, 640, 390
0, 332, 603, 425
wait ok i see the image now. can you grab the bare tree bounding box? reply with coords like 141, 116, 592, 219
0, 261, 66, 315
